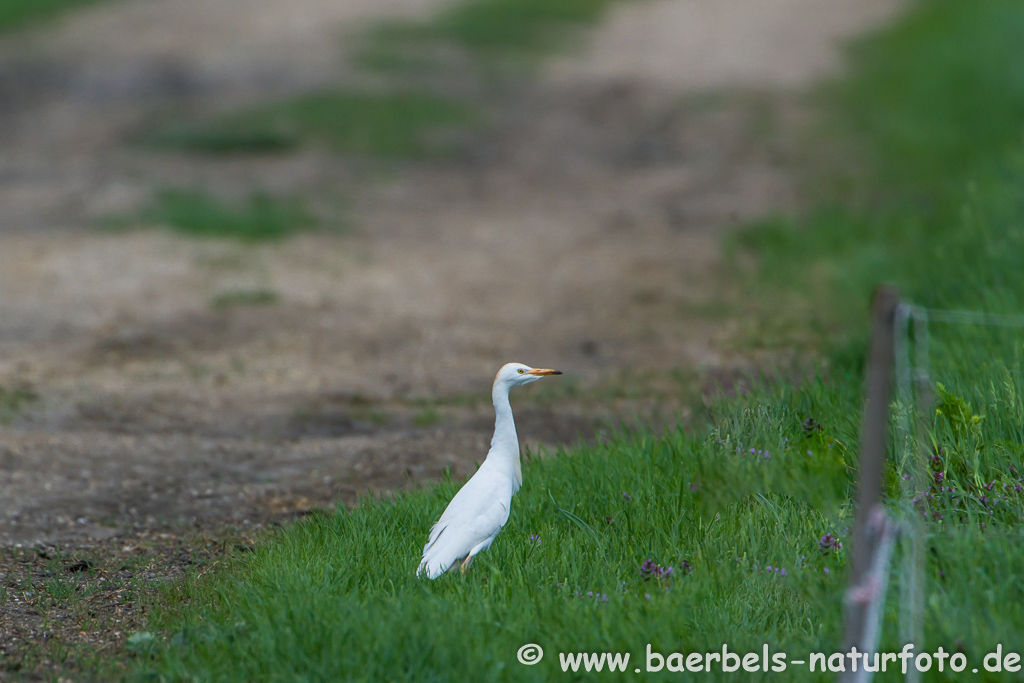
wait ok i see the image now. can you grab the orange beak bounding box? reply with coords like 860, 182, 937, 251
527, 368, 562, 376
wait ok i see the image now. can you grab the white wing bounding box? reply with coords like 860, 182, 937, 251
417, 463, 514, 579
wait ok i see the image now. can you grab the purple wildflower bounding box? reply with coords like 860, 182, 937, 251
802, 417, 823, 436
820, 533, 842, 555
640, 559, 659, 580
642, 558, 686, 581
529, 534, 541, 545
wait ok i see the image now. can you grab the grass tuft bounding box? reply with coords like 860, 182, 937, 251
141, 189, 314, 242
356, 0, 622, 74
147, 92, 480, 158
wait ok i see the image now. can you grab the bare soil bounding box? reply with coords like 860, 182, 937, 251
0, 529, 235, 680
0, 0, 903, 675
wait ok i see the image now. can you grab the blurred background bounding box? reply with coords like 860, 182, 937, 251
0, 0, 903, 546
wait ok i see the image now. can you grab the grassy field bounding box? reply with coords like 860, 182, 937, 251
732, 0, 1024, 341
130, 0, 1024, 680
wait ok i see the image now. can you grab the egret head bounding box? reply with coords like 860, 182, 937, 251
495, 362, 562, 388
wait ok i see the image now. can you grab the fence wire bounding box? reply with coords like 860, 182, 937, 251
873, 303, 1023, 683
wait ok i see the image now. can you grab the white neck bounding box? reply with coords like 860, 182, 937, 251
488, 379, 522, 491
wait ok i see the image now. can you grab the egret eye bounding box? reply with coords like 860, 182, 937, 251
517, 369, 525, 374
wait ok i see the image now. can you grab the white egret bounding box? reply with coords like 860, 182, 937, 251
417, 362, 562, 579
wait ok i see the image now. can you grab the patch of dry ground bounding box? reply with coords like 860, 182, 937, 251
0, 527, 259, 679
0, 0, 904, 673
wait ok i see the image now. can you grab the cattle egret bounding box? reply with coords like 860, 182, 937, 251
417, 362, 562, 579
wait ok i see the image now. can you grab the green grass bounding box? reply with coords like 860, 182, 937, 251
357, 0, 623, 73
139, 374, 1024, 681
0, 0, 109, 32
730, 0, 1024, 344
141, 190, 314, 242
413, 404, 444, 428
428, 0, 620, 54
146, 434, 843, 680
0, 383, 38, 424
134, 0, 1024, 680
147, 92, 479, 157
210, 289, 280, 310
829, 0, 1024, 198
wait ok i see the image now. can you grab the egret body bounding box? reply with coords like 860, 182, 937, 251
417, 362, 561, 579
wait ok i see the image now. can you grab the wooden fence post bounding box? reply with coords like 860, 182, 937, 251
843, 285, 900, 682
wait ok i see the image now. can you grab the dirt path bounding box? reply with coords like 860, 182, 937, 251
0, 0, 904, 549
548, 0, 901, 89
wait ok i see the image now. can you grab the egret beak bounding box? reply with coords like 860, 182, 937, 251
527, 368, 562, 376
